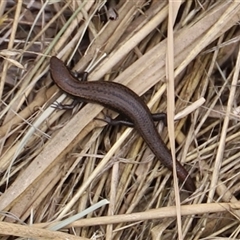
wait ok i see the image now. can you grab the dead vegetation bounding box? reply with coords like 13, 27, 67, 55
0, 0, 240, 239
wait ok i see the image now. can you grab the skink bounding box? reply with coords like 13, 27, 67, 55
50, 56, 196, 192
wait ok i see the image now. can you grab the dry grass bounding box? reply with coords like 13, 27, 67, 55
0, 0, 240, 239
